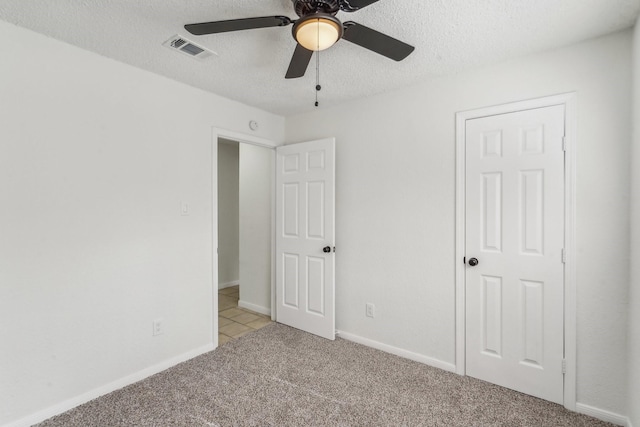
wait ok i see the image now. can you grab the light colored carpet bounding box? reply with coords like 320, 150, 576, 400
38, 323, 611, 426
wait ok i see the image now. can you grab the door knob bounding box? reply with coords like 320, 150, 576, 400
468, 257, 479, 266
323, 246, 331, 253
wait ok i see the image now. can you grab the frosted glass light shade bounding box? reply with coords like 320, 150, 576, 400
294, 16, 342, 51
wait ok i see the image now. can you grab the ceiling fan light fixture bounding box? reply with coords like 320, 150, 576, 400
293, 14, 343, 51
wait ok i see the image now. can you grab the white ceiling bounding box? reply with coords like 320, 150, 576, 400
1, 0, 639, 116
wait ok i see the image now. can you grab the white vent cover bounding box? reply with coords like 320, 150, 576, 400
163, 35, 216, 60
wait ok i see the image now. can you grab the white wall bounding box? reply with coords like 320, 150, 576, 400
0, 20, 284, 426
628, 18, 640, 427
217, 140, 240, 288
286, 30, 632, 416
238, 144, 273, 314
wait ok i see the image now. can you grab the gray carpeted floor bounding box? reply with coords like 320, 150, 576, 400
37, 323, 612, 426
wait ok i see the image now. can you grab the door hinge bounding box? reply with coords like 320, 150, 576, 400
562, 136, 567, 152
562, 359, 567, 374
561, 249, 566, 264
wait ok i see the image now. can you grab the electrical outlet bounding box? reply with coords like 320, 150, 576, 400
181, 201, 190, 216
366, 303, 375, 318
152, 318, 164, 336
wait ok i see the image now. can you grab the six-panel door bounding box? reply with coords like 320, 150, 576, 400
465, 105, 565, 404
276, 138, 336, 340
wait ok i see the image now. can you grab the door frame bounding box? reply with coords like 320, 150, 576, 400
211, 127, 280, 349
454, 93, 577, 410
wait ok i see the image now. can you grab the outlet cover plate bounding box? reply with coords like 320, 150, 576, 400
366, 303, 375, 318
153, 318, 164, 336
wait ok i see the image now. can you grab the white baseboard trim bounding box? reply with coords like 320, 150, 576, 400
336, 330, 456, 373
575, 403, 629, 426
238, 300, 271, 316
218, 280, 239, 290
5, 343, 214, 427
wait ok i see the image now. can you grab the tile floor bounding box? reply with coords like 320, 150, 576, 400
218, 285, 273, 345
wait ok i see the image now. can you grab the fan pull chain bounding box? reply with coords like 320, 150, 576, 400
315, 19, 321, 107
315, 51, 321, 107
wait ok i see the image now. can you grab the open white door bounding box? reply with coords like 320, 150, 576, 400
275, 138, 335, 340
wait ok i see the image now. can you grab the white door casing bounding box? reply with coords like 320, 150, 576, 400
275, 138, 336, 340
464, 105, 566, 404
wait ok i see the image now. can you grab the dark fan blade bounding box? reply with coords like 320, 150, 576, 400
285, 44, 313, 79
340, 0, 381, 12
185, 16, 292, 36
342, 21, 414, 61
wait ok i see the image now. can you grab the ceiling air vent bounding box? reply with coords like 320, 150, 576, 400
163, 35, 216, 60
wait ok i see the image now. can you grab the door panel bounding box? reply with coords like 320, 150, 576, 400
283, 184, 299, 237
481, 172, 502, 252
276, 138, 335, 340
465, 105, 565, 404
283, 254, 299, 307
482, 275, 503, 356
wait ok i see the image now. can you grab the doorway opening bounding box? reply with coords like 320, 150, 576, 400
212, 130, 337, 347
214, 131, 277, 347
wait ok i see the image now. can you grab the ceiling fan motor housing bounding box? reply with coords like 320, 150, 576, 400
293, 0, 341, 17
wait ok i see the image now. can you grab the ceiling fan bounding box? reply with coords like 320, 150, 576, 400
184, 0, 415, 79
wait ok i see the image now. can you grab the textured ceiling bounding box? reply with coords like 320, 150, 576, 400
1, 0, 639, 116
